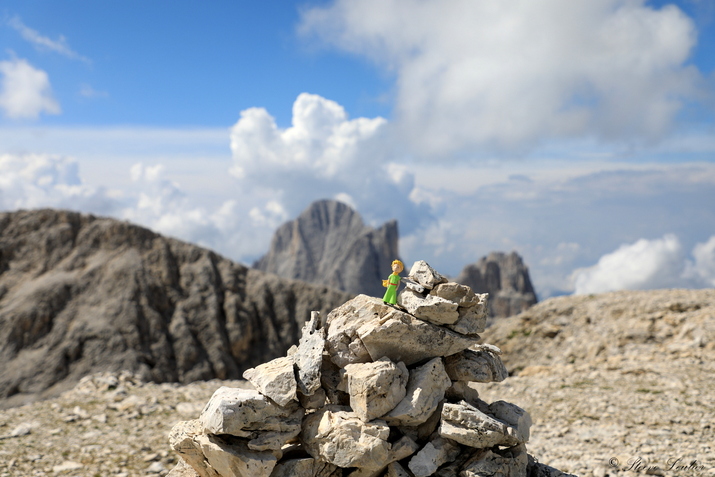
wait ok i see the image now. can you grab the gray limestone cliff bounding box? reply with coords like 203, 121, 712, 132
0, 209, 351, 408
456, 251, 537, 318
253, 200, 400, 298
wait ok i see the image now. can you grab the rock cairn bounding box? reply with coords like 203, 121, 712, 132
168, 261, 572, 477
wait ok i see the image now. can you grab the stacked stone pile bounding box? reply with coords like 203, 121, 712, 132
168, 261, 573, 477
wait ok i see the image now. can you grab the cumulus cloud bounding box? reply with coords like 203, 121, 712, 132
300, 0, 702, 155
0, 154, 114, 213
0, 58, 61, 119
229, 93, 429, 232
7, 16, 90, 63
572, 234, 686, 294
572, 234, 715, 294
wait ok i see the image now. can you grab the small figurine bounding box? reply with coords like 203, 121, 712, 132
382, 259, 404, 305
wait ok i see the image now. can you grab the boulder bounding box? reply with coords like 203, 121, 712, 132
242, 356, 297, 407
196, 434, 278, 477
443, 347, 508, 383
199, 387, 303, 451
407, 260, 448, 290
344, 357, 409, 422
397, 289, 460, 325
439, 402, 528, 448
462, 444, 528, 477
385, 358, 451, 426
408, 437, 461, 477
301, 408, 392, 471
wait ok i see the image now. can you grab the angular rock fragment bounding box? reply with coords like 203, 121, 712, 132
446, 294, 488, 335
270, 457, 342, 477
298, 387, 327, 409
462, 444, 528, 477
431, 282, 479, 308
168, 420, 220, 477
488, 401, 531, 444
407, 260, 447, 290
197, 434, 278, 477
358, 309, 479, 366
302, 408, 391, 471
443, 347, 508, 383
295, 311, 326, 396
439, 401, 527, 448
408, 437, 461, 477
344, 357, 409, 422
385, 358, 451, 426
242, 356, 297, 406
345, 435, 420, 477
398, 289, 460, 325
166, 458, 202, 477
325, 295, 390, 367
445, 381, 481, 407
199, 387, 303, 450
385, 462, 411, 477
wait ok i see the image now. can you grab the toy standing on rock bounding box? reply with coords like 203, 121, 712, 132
382, 259, 403, 305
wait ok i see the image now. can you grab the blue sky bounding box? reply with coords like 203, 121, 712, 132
2, 0, 715, 298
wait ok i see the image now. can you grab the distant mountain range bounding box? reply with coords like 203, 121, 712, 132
0, 209, 351, 408
254, 199, 537, 317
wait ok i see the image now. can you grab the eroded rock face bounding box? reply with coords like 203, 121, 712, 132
253, 199, 400, 298
455, 251, 537, 318
0, 209, 352, 407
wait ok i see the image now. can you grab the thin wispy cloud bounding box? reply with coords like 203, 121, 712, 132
7, 16, 91, 64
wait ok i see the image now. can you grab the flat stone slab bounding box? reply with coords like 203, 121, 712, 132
439, 401, 527, 448
199, 387, 303, 450
398, 289, 459, 325
326, 296, 478, 367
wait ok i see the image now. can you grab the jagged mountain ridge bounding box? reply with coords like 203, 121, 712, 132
253, 200, 400, 298
0, 209, 351, 408
455, 251, 538, 318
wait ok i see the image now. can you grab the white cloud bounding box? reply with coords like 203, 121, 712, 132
0, 58, 61, 119
229, 93, 429, 232
300, 0, 702, 155
686, 236, 715, 287
0, 153, 114, 213
7, 16, 90, 63
571, 234, 686, 294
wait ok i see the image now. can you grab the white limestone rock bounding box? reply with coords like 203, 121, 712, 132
344, 357, 409, 422
298, 387, 327, 410
325, 295, 390, 367
488, 401, 531, 444
196, 434, 278, 477
443, 347, 508, 383
166, 459, 201, 477
385, 358, 451, 426
431, 282, 479, 308
398, 288, 460, 325
408, 437, 461, 477
462, 444, 528, 477
407, 260, 447, 290
301, 408, 392, 471
168, 420, 220, 477
346, 435, 420, 477
242, 356, 297, 407
358, 311, 479, 366
199, 387, 303, 450
270, 458, 341, 477
439, 401, 526, 448
446, 294, 488, 336
295, 311, 326, 396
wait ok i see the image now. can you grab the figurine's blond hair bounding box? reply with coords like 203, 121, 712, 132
392, 260, 404, 272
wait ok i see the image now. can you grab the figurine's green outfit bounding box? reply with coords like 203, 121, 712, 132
383, 272, 401, 305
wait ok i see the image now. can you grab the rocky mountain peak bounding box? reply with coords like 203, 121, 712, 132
253, 199, 400, 297
0, 208, 351, 409
456, 251, 537, 318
